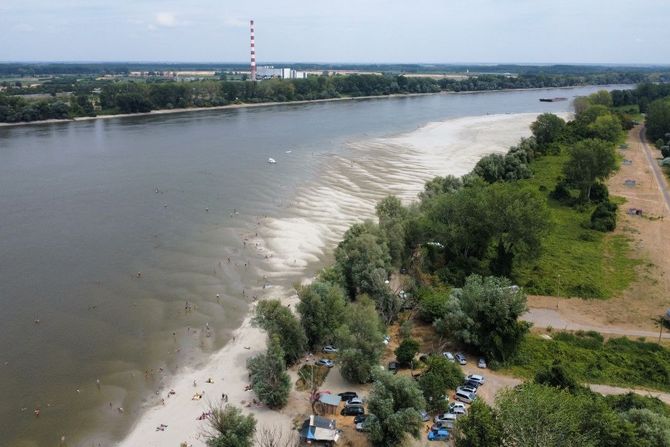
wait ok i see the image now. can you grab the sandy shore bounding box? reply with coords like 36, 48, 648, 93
115, 112, 553, 447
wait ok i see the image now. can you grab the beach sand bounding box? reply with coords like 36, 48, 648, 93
116, 112, 556, 447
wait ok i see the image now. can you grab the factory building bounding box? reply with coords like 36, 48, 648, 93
256, 66, 307, 79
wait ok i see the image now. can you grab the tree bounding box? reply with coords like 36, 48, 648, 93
419, 175, 462, 202
588, 114, 623, 142
564, 138, 617, 201
455, 399, 502, 447
376, 196, 408, 267
255, 425, 300, 447
334, 297, 385, 383
253, 300, 307, 365
296, 281, 346, 350
434, 275, 529, 362
418, 356, 464, 412
485, 184, 550, 277
495, 384, 594, 447
204, 405, 256, 447
366, 370, 426, 446
531, 113, 566, 147
247, 335, 292, 408
334, 221, 391, 300
588, 90, 613, 107
646, 98, 670, 142
394, 338, 420, 366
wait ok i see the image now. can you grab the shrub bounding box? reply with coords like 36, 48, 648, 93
590, 200, 618, 232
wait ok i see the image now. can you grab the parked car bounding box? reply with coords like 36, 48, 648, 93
455, 390, 476, 404
457, 385, 477, 396
346, 397, 363, 406
315, 359, 334, 368
447, 402, 467, 415
355, 421, 369, 432
478, 358, 487, 369
354, 414, 367, 424
455, 353, 467, 365
388, 361, 399, 374
464, 379, 481, 389
428, 428, 450, 441
322, 345, 338, 353
420, 410, 430, 422
434, 413, 459, 424
338, 391, 358, 401
466, 374, 486, 385
341, 405, 365, 416
442, 352, 455, 362
383, 335, 391, 345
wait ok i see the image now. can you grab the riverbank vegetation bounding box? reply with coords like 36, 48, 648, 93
503, 331, 670, 392
0, 66, 667, 123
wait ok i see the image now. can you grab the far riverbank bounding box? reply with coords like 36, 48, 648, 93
0, 84, 627, 128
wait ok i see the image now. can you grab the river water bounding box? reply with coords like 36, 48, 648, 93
0, 86, 618, 446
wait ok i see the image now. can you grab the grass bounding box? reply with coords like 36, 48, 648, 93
513, 151, 639, 298
502, 332, 670, 392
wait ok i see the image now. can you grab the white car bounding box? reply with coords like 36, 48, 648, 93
457, 386, 477, 396
434, 413, 459, 424
322, 345, 338, 353
478, 358, 487, 369
383, 335, 391, 345
455, 353, 467, 365
466, 374, 485, 385
447, 402, 467, 415
346, 397, 364, 406
442, 352, 455, 362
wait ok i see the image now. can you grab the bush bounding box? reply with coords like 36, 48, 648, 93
590, 200, 617, 232
589, 182, 610, 204
395, 338, 420, 366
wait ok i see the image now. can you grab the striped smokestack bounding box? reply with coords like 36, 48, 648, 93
250, 19, 256, 81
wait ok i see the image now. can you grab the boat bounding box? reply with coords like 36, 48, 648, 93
539, 97, 568, 102
267, 158, 277, 164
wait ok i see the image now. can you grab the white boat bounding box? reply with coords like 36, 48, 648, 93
285, 150, 292, 154
267, 157, 277, 164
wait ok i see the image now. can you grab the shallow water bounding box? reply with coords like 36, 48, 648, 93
0, 86, 623, 446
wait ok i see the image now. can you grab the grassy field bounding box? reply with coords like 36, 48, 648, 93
513, 151, 639, 298
502, 332, 670, 392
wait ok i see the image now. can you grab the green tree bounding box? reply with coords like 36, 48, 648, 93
253, 300, 307, 365
296, 281, 346, 350
376, 195, 408, 267
367, 371, 426, 446
335, 296, 385, 383
485, 184, 550, 277
564, 138, 617, 201
588, 90, 613, 107
419, 175, 463, 202
394, 338, 420, 366
247, 335, 292, 409
531, 113, 566, 147
455, 399, 502, 447
646, 98, 670, 142
495, 384, 594, 447
435, 275, 529, 362
334, 221, 391, 300
588, 114, 623, 142
204, 405, 256, 447
418, 356, 464, 412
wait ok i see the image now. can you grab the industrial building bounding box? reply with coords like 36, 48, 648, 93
250, 20, 307, 80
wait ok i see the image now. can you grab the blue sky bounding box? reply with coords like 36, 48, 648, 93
1, 0, 669, 64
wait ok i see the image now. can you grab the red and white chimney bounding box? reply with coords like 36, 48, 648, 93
250, 19, 256, 81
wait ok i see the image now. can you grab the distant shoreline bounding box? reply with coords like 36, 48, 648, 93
0, 85, 602, 128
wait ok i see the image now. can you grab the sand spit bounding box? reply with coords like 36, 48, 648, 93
116, 113, 548, 447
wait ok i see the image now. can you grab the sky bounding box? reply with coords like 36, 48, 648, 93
1, 0, 669, 64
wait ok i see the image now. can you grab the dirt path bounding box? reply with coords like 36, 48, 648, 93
526, 126, 670, 332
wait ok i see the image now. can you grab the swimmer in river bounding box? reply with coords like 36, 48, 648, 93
137, 272, 142, 278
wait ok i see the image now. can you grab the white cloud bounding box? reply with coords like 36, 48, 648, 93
155, 12, 177, 27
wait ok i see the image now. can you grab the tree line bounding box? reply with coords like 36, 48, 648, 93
1, 71, 666, 123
